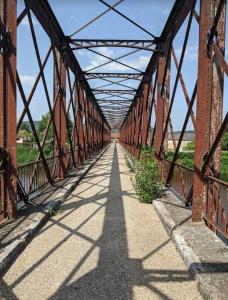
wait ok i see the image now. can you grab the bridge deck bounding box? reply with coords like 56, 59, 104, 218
1, 143, 201, 299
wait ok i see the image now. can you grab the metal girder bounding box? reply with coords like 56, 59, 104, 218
101, 106, 129, 110
97, 99, 132, 103
70, 39, 157, 51
192, 0, 226, 222
120, 0, 196, 124
0, 0, 17, 219
53, 48, 67, 178
93, 89, 137, 95
85, 72, 144, 81
25, 0, 110, 130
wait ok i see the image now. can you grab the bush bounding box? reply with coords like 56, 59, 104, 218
133, 146, 162, 203
186, 141, 195, 150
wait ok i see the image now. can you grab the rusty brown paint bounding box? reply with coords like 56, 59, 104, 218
192, 0, 226, 222
0, 0, 17, 219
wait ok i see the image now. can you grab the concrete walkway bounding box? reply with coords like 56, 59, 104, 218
0, 142, 201, 300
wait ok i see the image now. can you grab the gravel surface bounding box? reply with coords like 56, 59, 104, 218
0, 142, 201, 299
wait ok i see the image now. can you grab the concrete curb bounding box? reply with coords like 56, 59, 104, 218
153, 196, 228, 300
0, 144, 110, 275
153, 198, 201, 277
123, 146, 228, 299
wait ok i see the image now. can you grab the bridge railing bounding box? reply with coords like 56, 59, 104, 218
0, 170, 5, 222
0, 1, 111, 220
120, 0, 228, 242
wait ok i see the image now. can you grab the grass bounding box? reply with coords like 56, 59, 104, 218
17, 144, 53, 166
167, 150, 228, 182
17, 144, 39, 166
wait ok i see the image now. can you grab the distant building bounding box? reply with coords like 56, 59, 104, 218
17, 130, 32, 144
168, 131, 195, 151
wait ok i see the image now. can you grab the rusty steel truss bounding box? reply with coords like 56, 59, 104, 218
119, 0, 228, 241
0, 0, 111, 221
0, 0, 227, 242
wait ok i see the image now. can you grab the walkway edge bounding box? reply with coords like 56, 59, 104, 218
123, 146, 228, 300
0, 144, 110, 276
153, 195, 228, 300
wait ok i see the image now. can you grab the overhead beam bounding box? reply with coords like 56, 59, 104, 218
120, 0, 196, 128
70, 39, 157, 51
25, 0, 110, 130
93, 89, 137, 95
85, 72, 144, 81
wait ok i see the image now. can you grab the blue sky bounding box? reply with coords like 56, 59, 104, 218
17, 0, 227, 130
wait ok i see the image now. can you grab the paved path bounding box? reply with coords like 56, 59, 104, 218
1, 143, 201, 299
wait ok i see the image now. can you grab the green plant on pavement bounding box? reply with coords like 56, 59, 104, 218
133, 146, 162, 204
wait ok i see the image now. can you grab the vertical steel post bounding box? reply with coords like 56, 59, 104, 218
192, 0, 226, 221
53, 49, 67, 178
141, 80, 151, 146
0, 0, 17, 219
154, 52, 170, 158
76, 84, 84, 165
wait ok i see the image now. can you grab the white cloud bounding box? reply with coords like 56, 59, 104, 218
21, 16, 38, 26
70, 15, 75, 19
85, 47, 151, 72
174, 45, 198, 61
19, 75, 35, 86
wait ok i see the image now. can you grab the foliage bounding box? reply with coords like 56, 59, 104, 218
39, 113, 53, 141
168, 150, 228, 182
221, 132, 228, 151
186, 141, 195, 151
20, 122, 31, 132
17, 130, 33, 140
17, 110, 74, 165
124, 153, 136, 172
39, 112, 73, 141
17, 144, 39, 165
132, 147, 162, 203
183, 135, 228, 151
221, 151, 228, 182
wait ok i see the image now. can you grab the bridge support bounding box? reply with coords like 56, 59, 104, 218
0, 0, 17, 219
192, 0, 226, 222
76, 83, 85, 166
53, 49, 67, 179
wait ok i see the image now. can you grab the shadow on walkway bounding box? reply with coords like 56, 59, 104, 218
0, 143, 197, 299
48, 144, 192, 299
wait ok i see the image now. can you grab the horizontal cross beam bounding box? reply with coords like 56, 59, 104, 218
97, 99, 132, 102
85, 72, 144, 81
93, 89, 137, 95
70, 39, 157, 51
100, 106, 131, 109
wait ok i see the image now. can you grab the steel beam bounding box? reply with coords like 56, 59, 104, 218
25, 0, 110, 131
53, 49, 67, 178
93, 89, 136, 95
0, 0, 17, 219
120, 0, 196, 125
192, 0, 226, 222
70, 39, 157, 51
154, 53, 170, 159
85, 72, 143, 81
76, 83, 85, 165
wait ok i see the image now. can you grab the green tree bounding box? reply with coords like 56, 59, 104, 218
67, 114, 73, 134
221, 132, 228, 151
39, 113, 53, 140
20, 122, 31, 132
39, 112, 73, 140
